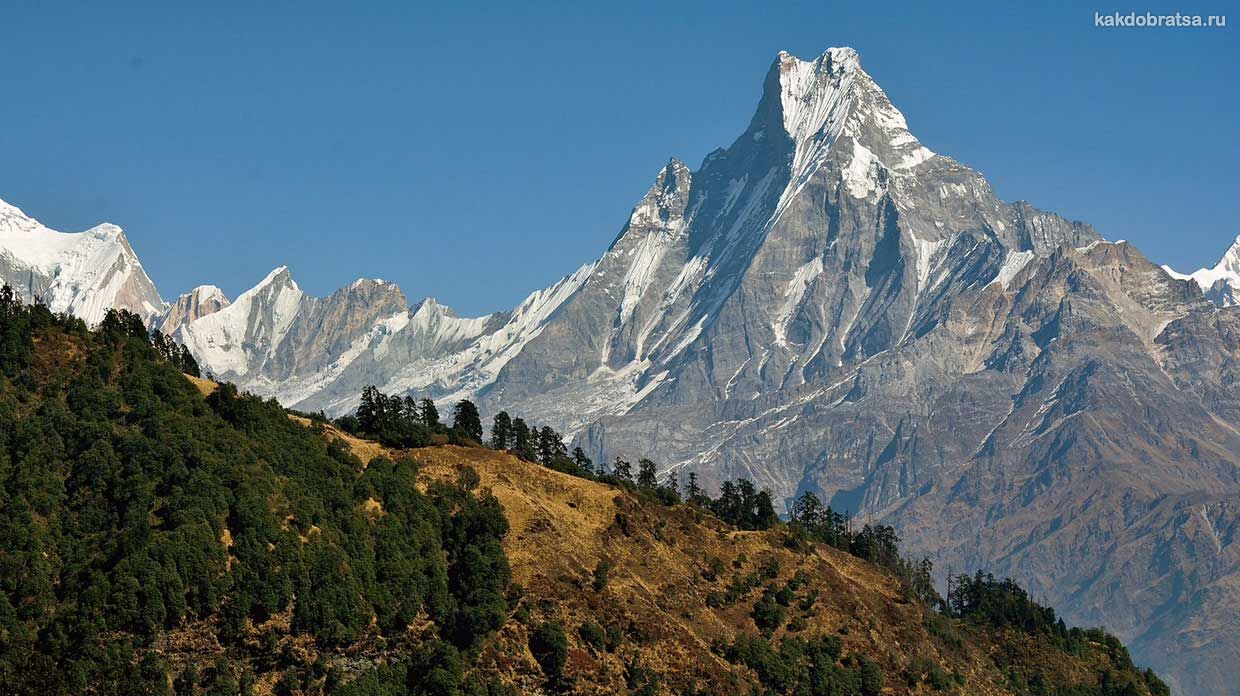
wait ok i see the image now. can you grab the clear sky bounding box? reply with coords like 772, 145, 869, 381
1, 0, 1235, 316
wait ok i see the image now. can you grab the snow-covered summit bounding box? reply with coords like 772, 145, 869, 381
173, 266, 305, 376
764, 48, 935, 181
1163, 234, 1240, 307
0, 197, 165, 325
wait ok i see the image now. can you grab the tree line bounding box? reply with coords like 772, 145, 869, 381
0, 289, 514, 695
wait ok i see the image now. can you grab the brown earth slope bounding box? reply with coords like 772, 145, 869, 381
300, 416, 1161, 695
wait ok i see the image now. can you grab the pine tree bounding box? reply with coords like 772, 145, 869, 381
612, 457, 632, 483
686, 472, 702, 502
637, 458, 657, 488
511, 418, 536, 462
537, 426, 566, 466
419, 398, 440, 429
572, 447, 593, 476
452, 400, 483, 442
490, 411, 512, 450
665, 471, 679, 498
357, 386, 383, 434
791, 491, 824, 528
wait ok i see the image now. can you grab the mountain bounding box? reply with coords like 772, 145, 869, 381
157, 283, 230, 333
0, 197, 165, 325
1164, 235, 1240, 307
0, 303, 1169, 694
5, 45, 1237, 694
163, 47, 1232, 694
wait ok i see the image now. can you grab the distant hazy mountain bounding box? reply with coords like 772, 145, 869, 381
4, 47, 1238, 695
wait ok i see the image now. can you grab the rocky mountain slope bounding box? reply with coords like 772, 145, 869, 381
0, 198, 165, 325
3, 45, 1236, 694
157, 283, 230, 333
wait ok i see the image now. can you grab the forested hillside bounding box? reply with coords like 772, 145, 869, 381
0, 288, 1169, 695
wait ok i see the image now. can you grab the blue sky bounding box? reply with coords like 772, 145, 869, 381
1, 0, 1235, 315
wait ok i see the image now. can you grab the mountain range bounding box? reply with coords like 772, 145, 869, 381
2, 47, 1238, 695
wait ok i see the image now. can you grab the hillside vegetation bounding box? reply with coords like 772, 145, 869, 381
0, 291, 1169, 695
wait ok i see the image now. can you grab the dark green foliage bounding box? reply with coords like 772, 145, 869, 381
149, 327, 201, 377
636, 458, 657, 488
418, 398, 441, 429
536, 426, 567, 467
578, 621, 607, 653
426, 480, 512, 650
752, 587, 786, 635
790, 491, 941, 608
510, 418, 537, 462
611, 456, 633, 483
0, 300, 511, 695
592, 559, 612, 592
452, 400, 484, 443
346, 385, 435, 448
720, 633, 861, 696
684, 472, 702, 501
490, 411, 512, 450
709, 479, 778, 530
528, 621, 569, 683
571, 447, 593, 476
948, 570, 1058, 633
858, 656, 884, 696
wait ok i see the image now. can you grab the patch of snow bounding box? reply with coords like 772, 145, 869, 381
773, 256, 823, 346
912, 236, 947, 292
843, 142, 879, 199
992, 250, 1035, 289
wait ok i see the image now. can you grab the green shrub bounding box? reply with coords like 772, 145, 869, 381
529, 621, 569, 683
578, 622, 607, 653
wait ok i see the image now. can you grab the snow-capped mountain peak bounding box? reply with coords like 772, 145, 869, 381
1163, 234, 1240, 306
764, 48, 935, 180
0, 197, 165, 325
249, 265, 298, 294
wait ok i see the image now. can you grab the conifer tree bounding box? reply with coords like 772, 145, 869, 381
490, 411, 512, 450
686, 472, 702, 502
419, 398, 440, 429
612, 456, 632, 483
572, 447, 593, 476
357, 385, 383, 434
511, 418, 536, 462
452, 400, 483, 442
537, 426, 567, 466
637, 458, 658, 488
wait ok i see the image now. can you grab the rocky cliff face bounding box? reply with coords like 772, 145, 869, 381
158, 284, 230, 333
0, 198, 165, 325
14, 46, 1237, 694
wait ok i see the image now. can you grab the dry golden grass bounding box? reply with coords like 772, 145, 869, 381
184, 373, 219, 397
346, 443, 1019, 693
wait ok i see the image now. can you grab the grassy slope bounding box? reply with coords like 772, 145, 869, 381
316, 420, 1155, 695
